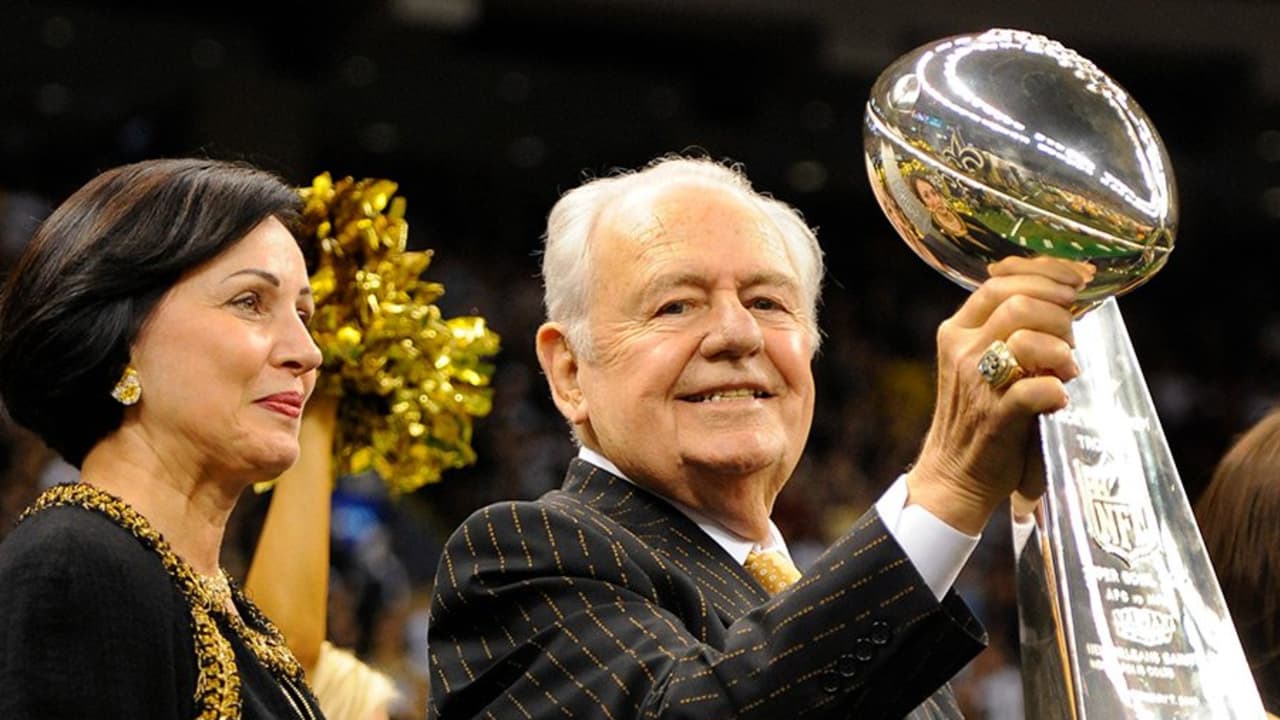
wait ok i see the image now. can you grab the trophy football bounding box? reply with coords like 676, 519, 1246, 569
863, 29, 1265, 718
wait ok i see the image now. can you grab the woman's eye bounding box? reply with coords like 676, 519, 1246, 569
297, 308, 313, 326
232, 293, 264, 314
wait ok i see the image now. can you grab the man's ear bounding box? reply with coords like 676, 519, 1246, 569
535, 322, 588, 425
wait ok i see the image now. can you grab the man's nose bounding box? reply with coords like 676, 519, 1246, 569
699, 298, 764, 359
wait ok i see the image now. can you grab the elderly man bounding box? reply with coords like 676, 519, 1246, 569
427, 156, 1083, 718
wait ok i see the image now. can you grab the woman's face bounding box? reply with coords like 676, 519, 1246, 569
128, 216, 322, 482
914, 177, 946, 211
915, 177, 968, 238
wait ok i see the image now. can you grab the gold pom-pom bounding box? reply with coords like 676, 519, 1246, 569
298, 173, 499, 495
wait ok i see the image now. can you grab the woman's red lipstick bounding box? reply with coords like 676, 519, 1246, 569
256, 391, 304, 418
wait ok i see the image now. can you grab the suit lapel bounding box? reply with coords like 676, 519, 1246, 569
560, 459, 769, 622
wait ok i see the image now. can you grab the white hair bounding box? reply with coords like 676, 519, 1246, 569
541, 155, 825, 357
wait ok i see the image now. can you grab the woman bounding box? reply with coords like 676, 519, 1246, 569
0, 158, 327, 719
1196, 408, 1280, 718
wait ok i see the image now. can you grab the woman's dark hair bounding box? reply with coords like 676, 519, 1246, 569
1196, 408, 1280, 713
0, 158, 302, 467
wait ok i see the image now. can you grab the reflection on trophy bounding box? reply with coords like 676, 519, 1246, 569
863, 29, 1265, 719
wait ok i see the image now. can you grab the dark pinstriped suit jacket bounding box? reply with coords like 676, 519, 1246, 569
427, 459, 985, 719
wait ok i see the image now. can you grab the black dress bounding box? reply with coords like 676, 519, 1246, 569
0, 483, 326, 720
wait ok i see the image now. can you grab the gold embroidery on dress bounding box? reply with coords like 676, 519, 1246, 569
21, 484, 310, 720
191, 604, 240, 719
197, 569, 234, 611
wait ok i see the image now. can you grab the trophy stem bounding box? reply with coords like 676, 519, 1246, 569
1015, 298, 1264, 719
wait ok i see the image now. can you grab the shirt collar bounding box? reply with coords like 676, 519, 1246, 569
577, 446, 790, 565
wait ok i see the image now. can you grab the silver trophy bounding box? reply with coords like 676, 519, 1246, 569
863, 29, 1264, 719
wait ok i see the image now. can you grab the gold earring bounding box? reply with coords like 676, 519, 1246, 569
111, 366, 142, 406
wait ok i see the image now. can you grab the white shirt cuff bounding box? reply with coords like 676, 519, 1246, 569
874, 474, 980, 600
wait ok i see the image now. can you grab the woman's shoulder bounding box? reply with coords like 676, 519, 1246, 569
0, 495, 189, 664
0, 497, 198, 719
0, 497, 176, 601
3, 497, 148, 555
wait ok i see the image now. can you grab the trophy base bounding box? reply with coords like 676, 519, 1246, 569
1016, 298, 1263, 719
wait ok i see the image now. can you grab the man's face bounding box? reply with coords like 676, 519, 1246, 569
570, 184, 816, 532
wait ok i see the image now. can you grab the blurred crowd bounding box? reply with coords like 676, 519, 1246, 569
0, 174, 1272, 720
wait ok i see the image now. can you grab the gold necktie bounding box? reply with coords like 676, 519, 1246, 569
744, 549, 802, 595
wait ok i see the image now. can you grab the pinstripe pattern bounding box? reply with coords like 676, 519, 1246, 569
428, 459, 985, 719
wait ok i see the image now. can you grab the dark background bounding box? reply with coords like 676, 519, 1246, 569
3, 2, 1279, 716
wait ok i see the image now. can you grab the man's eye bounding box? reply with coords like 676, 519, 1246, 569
657, 301, 687, 316
750, 297, 781, 311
